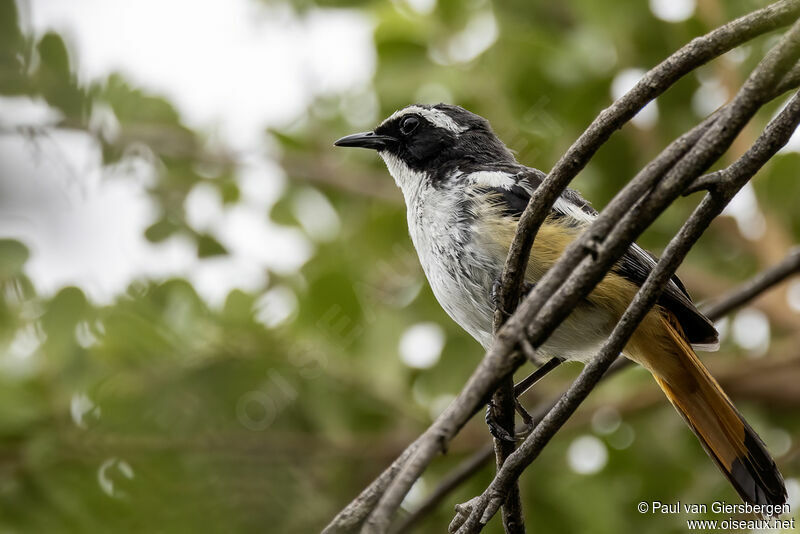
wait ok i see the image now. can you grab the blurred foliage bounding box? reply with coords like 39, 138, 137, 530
1, 0, 799, 533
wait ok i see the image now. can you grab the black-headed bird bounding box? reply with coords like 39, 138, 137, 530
335, 103, 786, 509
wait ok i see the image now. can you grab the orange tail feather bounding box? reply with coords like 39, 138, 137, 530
632, 313, 786, 509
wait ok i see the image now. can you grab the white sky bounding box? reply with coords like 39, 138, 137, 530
0, 0, 375, 306
24, 0, 376, 147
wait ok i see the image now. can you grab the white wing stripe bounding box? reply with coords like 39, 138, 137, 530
467, 170, 515, 189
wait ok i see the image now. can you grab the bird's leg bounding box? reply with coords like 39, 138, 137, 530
487, 279, 539, 441
485, 356, 564, 442
512, 356, 564, 437
513, 398, 535, 438
513, 356, 564, 397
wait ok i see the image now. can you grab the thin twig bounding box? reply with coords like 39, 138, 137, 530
701, 247, 800, 318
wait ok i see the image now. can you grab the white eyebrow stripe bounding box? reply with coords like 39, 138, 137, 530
383, 106, 468, 134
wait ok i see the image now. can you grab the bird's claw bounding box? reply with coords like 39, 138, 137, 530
485, 401, 517, 443
490, 277, 513, 319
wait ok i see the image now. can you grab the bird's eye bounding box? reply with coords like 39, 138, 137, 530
400, 116, 419, 136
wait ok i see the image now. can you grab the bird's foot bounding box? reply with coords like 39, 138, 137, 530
485, 400, 516, 442
485, 399, 536, 442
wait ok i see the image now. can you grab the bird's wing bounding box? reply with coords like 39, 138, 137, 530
469, 165, 719, 349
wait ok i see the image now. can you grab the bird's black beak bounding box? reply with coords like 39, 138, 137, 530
334, 131, 397, 150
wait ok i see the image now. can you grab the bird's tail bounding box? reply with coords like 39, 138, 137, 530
630, 313, 786, 510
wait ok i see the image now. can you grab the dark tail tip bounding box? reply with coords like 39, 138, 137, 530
729, 422, 787, 511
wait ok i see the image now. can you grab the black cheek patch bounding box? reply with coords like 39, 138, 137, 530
406, 129, 455, 168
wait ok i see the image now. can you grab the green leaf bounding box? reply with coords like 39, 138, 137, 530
144, 218, 180, 243
0, 239, 29, 276
197, 234, 227, 258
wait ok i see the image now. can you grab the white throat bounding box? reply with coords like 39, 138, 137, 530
379, 152, 429, 205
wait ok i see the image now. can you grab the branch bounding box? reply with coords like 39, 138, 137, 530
701, 247, 800, 318
493, 0, 800, 323
321, 441, 421, 534
389, 445, 494, 534
445, 15, 800, 534
393, 356, 626, 533
452, 87, 800, 533
486, 373, 525, 534
322, 4, 800, 533
775, 60, 800, 94
489, 229, 527, 531
505, 11, 800, 364
397, 243, 800, 530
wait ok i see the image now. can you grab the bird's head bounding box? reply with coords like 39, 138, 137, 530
335, 104, 516, 194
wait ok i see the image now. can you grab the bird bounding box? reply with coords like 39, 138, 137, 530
334, 103, 786, 510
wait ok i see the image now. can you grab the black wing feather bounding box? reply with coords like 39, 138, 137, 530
614, 242, 718, 346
